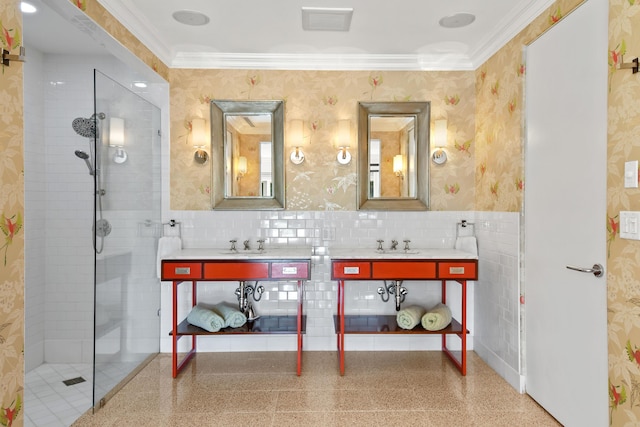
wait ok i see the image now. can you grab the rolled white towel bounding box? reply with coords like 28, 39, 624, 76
157, 236, 182, 279
213, 302, 247, 328
396, 305, 426, 330
421, 303, 452, 331
187, 305, 224, 332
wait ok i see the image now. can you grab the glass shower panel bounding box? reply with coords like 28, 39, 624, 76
92, 70, 161, 407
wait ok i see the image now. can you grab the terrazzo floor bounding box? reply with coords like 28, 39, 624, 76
72, 351, 561, 427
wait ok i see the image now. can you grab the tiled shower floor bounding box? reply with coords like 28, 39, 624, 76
25, 361, 138, 426
71, 351, 561, 426
25, 364, 93, 427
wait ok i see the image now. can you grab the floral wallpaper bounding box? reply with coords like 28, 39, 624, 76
0, 0, 24, 425
2, 0, 640, 425
169, 69, 477, 211
68, 0, 169, 82
606, 0, 640, 425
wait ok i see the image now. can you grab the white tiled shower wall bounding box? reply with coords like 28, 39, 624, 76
160, 210, 521, 387
24, 50, 165, 369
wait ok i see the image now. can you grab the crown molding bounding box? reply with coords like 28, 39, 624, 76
171, 52, 475, 71
469, 0, 556, 68
97, 0, 173, 67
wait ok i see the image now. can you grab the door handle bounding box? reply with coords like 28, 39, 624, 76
566, 263, 604, 278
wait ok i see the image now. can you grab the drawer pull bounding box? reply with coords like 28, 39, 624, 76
174, 267, 191, 275
449, 267, 465, 275
344, 266, 360, 275
282, 267, 298, 275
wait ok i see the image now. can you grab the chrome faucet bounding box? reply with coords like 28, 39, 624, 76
376, 239, 384, 252
390, 240, 398, 250
257, 239, 265, 251
243, 239, 251, 251
229, 239, 238, 252
403, 239, 411, 251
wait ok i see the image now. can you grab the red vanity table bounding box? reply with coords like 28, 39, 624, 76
161, 248, 311, 378
330, 248, 478, 376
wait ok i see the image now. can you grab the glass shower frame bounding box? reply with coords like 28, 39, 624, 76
91, 70, 161, 409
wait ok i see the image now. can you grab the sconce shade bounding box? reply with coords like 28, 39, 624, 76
238, 156, 248, 175
338, 119, 350, 147
434, 119, 447, 148
393, 154, 403, 174
191, 118, 207, 146
110, 117, 124, 146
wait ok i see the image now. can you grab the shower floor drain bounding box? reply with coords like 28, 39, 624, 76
62, 377, 86, 386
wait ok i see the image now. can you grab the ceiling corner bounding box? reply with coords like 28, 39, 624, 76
98, 0, 174, 67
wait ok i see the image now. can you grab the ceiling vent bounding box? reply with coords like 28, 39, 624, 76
302, 7, 353, 32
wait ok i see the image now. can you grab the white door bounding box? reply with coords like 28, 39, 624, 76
524, 0, 608, 425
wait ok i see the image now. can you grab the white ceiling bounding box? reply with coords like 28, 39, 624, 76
23, 0, 556, 71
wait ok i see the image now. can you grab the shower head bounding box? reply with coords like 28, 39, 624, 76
75, 150, 94, 175
72, 113, 104, 138
72, 117, 97, 138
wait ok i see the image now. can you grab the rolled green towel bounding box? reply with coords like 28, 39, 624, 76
421, 303, 452, 331
187, 305, 224, 332
213, 302, 247, 328
396, 305, 426, 330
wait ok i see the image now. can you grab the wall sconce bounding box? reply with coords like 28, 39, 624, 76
237, 156, 247, 180
192, 118, 209, 164
289, 119, 305, 165
109, 117, 127, 164
336, 119, 352, 165
393, 154, 404, 177
432, 119, 448, 165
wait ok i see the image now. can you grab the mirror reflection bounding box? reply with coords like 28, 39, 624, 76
224, 114, 273, 198
368, 116, 417, 198
211, 100, 285, 210
357, 102, 430, 211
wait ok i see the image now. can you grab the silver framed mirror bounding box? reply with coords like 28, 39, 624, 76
357, 101, 430, 211
211, 100, 285, 210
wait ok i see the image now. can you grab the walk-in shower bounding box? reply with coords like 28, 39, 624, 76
23, 1, 163, 425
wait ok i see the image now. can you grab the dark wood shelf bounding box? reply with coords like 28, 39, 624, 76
333, 315, 465, 335
172, 315, 306, 336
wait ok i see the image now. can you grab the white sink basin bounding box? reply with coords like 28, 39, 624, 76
163, 247, 312, 260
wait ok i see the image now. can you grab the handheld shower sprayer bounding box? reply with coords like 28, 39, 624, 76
75, 150, 94, 175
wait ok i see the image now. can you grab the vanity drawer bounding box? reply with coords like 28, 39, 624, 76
372, 261, 437, 279
332, 262, 371, 279
438, 261, 477, 279
162, 262, 203, 280
271, 262, 310, 279
204, 262, 269, 280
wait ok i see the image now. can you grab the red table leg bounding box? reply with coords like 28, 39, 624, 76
297, 279, 303, 376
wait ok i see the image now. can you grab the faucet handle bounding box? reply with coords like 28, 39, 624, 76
403, 239, 411, 251
257, 239, 265, 251
229, 239, 237, 251
376, 239, 384, 251
243, 239, 251, 250
391, 239, 398, 250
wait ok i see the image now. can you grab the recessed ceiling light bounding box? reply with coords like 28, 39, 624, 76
439, 13, 475, 29
302, 7, 353, 32
133, 82, 147, 88
21, 2, 37, 13
172, 10, 210, 26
